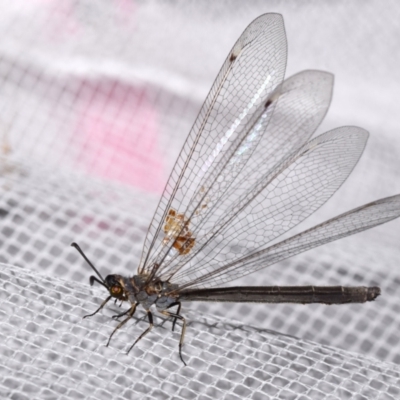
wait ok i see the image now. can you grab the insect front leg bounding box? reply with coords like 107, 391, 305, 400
84, 295, 111, 319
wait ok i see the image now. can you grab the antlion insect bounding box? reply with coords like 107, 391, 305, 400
73, 14, 400, 365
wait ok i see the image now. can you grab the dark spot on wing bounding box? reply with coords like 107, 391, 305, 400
229, 53, 238, 62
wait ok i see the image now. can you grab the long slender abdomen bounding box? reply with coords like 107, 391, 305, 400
178, 286, 381, 304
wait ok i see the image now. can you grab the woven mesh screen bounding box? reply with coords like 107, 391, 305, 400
1, 0, 400, 399
2, 263, 400, 399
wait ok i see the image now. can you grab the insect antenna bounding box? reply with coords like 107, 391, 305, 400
71, 242, 109, 289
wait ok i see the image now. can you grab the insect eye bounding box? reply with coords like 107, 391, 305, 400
110, 285, 122, 297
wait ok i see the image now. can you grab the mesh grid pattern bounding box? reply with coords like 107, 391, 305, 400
2, 264, 400, 400
0, 0, 400, 398
1, 160, 400, 399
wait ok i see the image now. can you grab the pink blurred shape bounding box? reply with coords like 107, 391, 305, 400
42, 0, 137, 41
75, 80, 165, 194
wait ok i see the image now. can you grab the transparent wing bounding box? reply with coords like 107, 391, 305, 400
148, 70, 335, 280
141, 68, 334, 278
163, 126, 368, 284
174, 194, 400, 290
139, 14, 288, 273
214, 69, 334, 213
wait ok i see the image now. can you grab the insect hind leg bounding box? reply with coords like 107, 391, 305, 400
166, 301, 182, 332
161, 309, 187, 366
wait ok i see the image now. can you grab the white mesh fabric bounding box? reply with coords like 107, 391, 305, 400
0, 0, 400, 398
1, 263, 400, 399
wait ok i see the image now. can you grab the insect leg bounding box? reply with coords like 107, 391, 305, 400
112, 307, 132, 320
106, 303, 137, 347
84, 295, 111, 319
126, 311, 153, 354
161, 310, 187, 366
166, 301, 181, 332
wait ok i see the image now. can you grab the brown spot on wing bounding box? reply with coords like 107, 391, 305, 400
163, 208, 196, 255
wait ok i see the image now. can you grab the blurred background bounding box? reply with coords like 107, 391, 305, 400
0, 0, 399, 369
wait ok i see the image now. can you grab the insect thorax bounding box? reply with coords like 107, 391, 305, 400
111, 274, 180, 311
